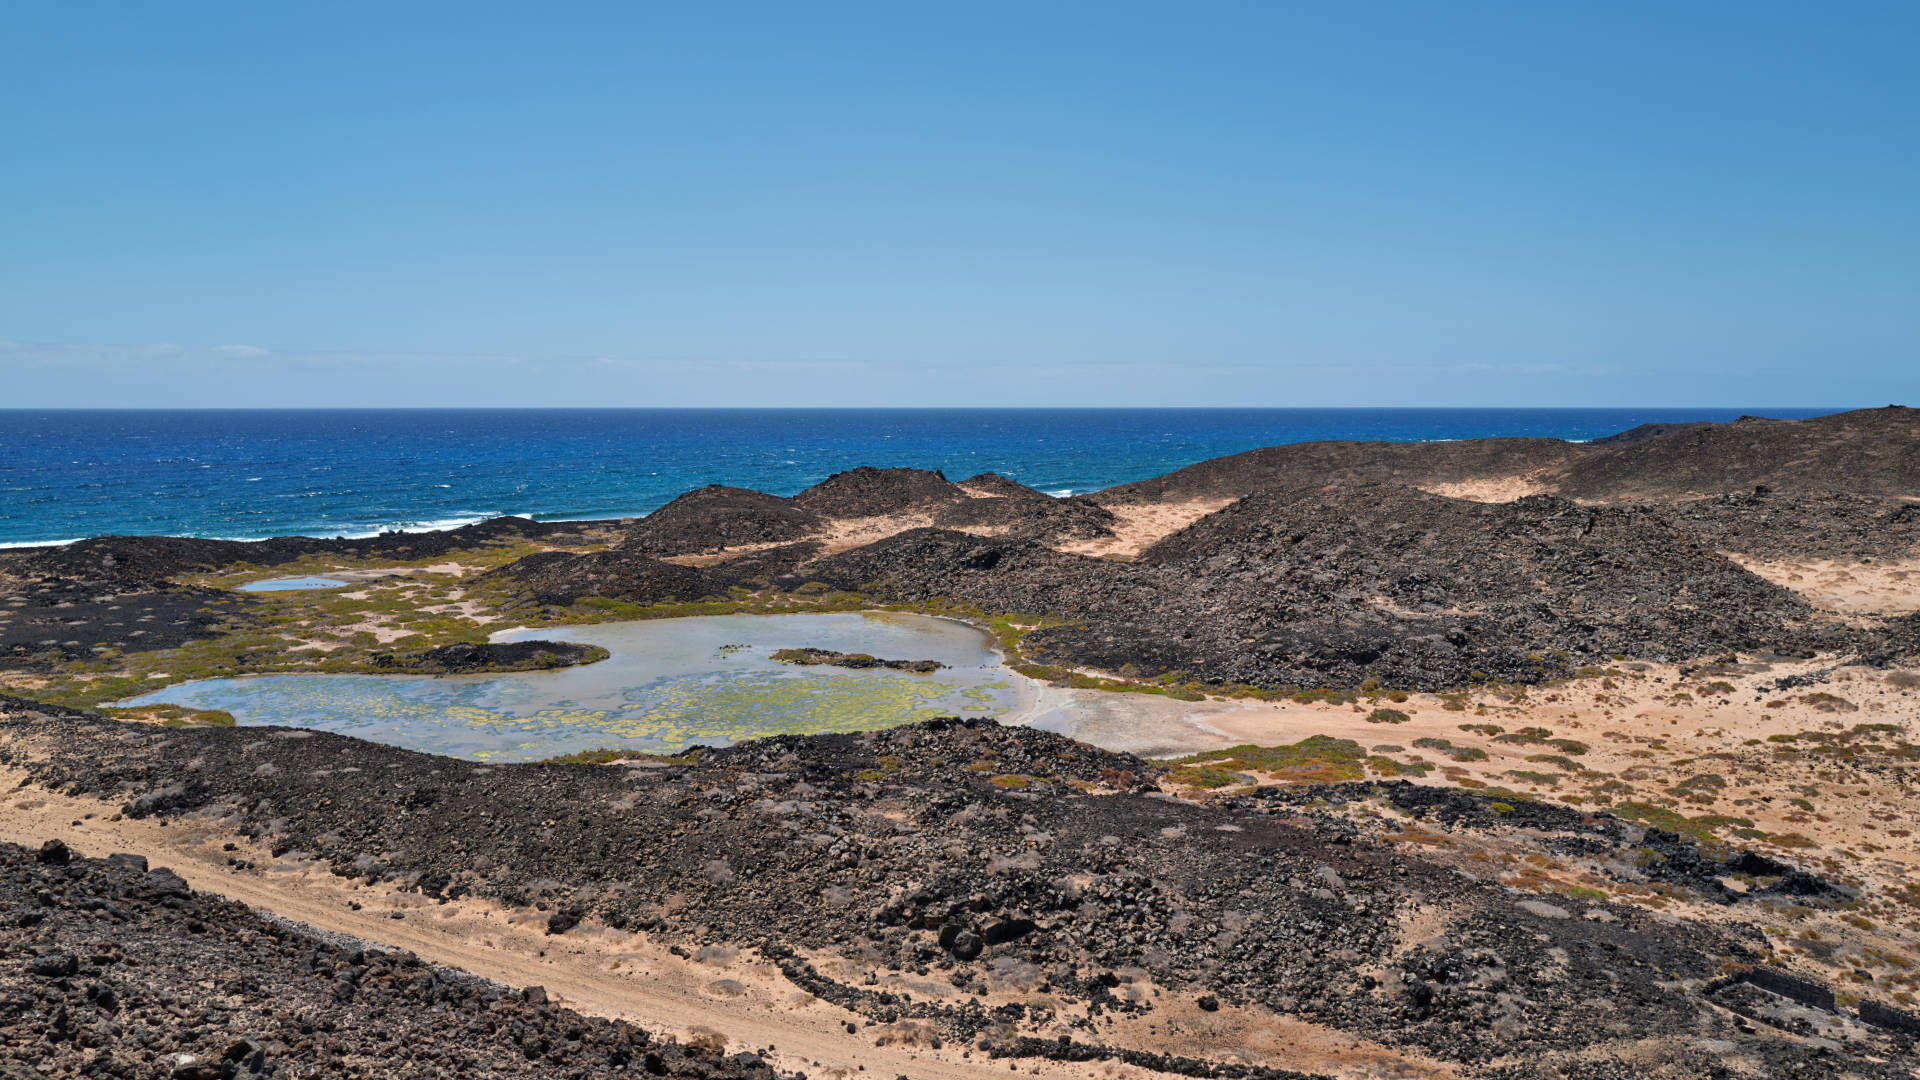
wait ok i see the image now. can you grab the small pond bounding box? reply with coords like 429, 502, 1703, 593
236, 576, 349, 592
120, 612, 1031, 761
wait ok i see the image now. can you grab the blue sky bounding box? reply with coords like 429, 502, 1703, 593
3, 2, 1914, 407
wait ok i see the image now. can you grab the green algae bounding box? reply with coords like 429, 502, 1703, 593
119, 612, 1028, 762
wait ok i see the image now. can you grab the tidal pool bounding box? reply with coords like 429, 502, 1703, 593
120, 612, 1029, 761
236, 576, 349, 591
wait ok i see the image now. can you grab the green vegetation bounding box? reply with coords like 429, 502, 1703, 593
854, 755, 904, 782
1610, 802, 1755, 845
1172, 735, 1369, 783
1506, 770, 1562, 788
1367, 755, 1433, 777
538, 747, 701, 765
1165, 763, 1248, 789
1411, 737, 1489, 762
1365, 707, 1410, 724
101, 704, 237, 728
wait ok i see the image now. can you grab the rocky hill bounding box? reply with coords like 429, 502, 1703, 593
794, 487, 1858, 689
622, 485, 824, 556
0, 838, 785, 1079
1552, 405, 1920, 501
1089, 406, 1920, 506
790, 466, 968, 517
1090, 438, 1573, 505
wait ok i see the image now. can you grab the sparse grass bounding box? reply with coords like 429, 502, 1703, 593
1166, 763, 1249, 789
101, 704, 236, 727
1173, 735, 1369, 783
1367, 756, 1433, 778
1411, 737, 1489, 762
1366, 707, 1410, 724
539, 747, 700, 765
1610, 802, 1754, 845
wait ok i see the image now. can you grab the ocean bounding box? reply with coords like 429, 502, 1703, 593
0, 407, 1847, 546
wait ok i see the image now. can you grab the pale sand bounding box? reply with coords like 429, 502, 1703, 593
1415, 476, 1551, 503
1001, 653, 1920, 900
1054, 499, 1236, 561
1726, 554, 1920, 615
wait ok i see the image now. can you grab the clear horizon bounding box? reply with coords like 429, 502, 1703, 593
0, 404, 1883, 413
4, 3, 1916, 407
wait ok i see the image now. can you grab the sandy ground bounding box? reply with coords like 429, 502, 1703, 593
1003, 656, 1920, 1010
1414, 477, 1551, 503
1055, 500, 1235, 561
1007, 654, 1920, 900
1728, 555, 1920, 615
0, 763, 1465, 1080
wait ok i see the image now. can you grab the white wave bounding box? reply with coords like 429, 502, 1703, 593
324, 513, 505, 539
1045, 488, 1073, 498
0, 537, 83, 549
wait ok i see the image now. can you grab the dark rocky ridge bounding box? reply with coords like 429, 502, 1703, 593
933, 474, 1118, 542
0, 840, 786, 1079
790, 486, 1856, 689
622, 485, 824, 556
0, 517, 612, 667
8, 516, 600, 591
1093, 438, 1574, 506
0, 699, 1904, 1077
790, 466, 967, 517
492, 549, 716, 607
1552, 406, 1920, 501
489, 541, 822, 606
1585, 420, 1713, 447
1094, 406, 1920, 506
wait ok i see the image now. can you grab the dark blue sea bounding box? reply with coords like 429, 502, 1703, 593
0, 408, 1849, 546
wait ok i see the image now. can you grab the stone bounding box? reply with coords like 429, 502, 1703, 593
30, 953, 79, 978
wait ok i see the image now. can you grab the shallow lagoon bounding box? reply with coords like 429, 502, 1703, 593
121, 612, 1029, 761
236, 576, 349, 592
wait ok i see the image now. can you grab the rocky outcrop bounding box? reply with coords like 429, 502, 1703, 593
372, 639, 605, 673
769, 647, 945, 672
11, 516, 595, 591
0, 839, 785, 1078
791, 466, 967, 517
1091, 438, 1575, 506
793, 485, 1847, 689
1090, 406, 1920, 506
1553, 406, 1920, 501
622, 485, 824, 556
935, 474, 1118, 542
486, 550, 720, 607
1659, 490, 1920, 560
